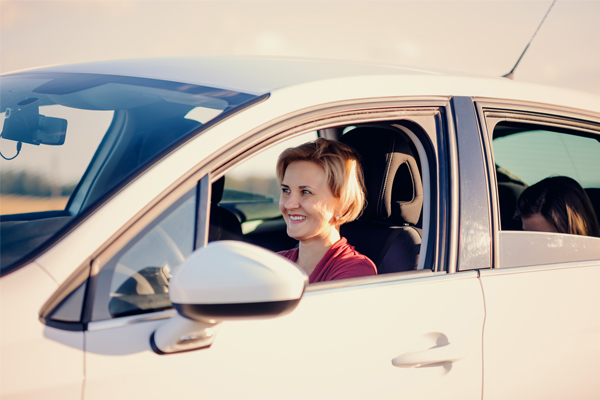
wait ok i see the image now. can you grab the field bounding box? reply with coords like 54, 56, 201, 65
0, 195, 69, 215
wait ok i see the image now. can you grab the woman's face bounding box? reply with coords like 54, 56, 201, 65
279, 161, 340, 244
522, 212, 558, 233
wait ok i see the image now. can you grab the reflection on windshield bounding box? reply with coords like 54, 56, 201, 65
1, 105, 113, 214
0, 72, 257, 271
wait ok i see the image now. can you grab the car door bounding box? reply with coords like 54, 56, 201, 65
43, 98, 486, 399
0, 263, 84, 400
476, 99, 600, 400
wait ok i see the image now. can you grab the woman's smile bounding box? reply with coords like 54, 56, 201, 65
288, 214, 307, 223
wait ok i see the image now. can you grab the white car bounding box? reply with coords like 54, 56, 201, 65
1, 57, 600, 400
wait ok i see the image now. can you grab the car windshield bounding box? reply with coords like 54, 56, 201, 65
0, 72, 257, 271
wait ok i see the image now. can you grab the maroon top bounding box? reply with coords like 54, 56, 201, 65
278, 237, 377, 283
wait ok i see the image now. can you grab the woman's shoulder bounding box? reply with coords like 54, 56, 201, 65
334, 238, 376, 272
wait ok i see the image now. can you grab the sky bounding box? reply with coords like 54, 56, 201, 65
1, 0, 600, 95
0, 0, 599, 189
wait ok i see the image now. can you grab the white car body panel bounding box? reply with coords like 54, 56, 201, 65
0, 263, 83, 400
85, 272, 484, 400
480, 262, 600, 399
499, 231, 600, 268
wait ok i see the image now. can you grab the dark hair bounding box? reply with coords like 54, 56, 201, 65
517, 176, 600, 237
276, 138, 366, 225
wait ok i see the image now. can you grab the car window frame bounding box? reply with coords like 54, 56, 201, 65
475, 97, 600, 270
209, 101, 450, 274
451, 97, 493, 272
42, 97, 456, 330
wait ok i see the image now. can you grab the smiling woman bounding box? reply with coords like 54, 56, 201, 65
275, 138, 376, 283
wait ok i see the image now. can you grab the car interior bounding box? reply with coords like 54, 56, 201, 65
492, 123, 600, 231
209, 122, 426, 275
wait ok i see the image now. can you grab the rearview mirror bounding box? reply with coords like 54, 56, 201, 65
2, 105, 67, 146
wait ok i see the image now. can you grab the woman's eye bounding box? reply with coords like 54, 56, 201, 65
302, 190, 311, 195
281, 188, 290, 194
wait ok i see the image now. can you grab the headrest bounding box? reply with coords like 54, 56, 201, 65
339, 125, 423, 225
211, 176, 225, 204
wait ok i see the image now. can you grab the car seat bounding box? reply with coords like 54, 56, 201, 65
208, 176, 243, 242
339, 125, 423, 273
495, 166, 528, 230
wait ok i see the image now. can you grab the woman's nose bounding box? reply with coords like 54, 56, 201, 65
284, 193, 300, 209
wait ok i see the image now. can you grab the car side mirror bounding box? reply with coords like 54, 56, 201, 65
151, 241, 307, 354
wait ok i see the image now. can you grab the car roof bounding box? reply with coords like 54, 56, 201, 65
6, 56, 448, 94
5, 56, 600, 114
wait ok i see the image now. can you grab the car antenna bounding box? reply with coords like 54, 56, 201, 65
503, 0, 557, 79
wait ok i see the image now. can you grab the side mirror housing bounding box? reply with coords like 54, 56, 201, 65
170, 240, 307, 321
152, 241, 307, 354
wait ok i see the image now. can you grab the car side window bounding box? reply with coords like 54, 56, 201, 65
215, 132, 318, 252
91, 189, 195, 321
494, 129, 600, 190
494, 126, 600, 231
491, 121, 600, 268
223, 132, 318, 203
215, 122, 432, 277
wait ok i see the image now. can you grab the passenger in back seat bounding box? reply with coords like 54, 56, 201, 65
517, 176, 600, 237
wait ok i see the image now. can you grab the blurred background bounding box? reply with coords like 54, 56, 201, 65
2, 0, 599, 95
1, 0, 599, 214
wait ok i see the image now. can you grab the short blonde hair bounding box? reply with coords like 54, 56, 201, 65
276, 138, 366, 225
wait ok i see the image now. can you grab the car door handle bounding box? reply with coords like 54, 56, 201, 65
392, 342, 467, 368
